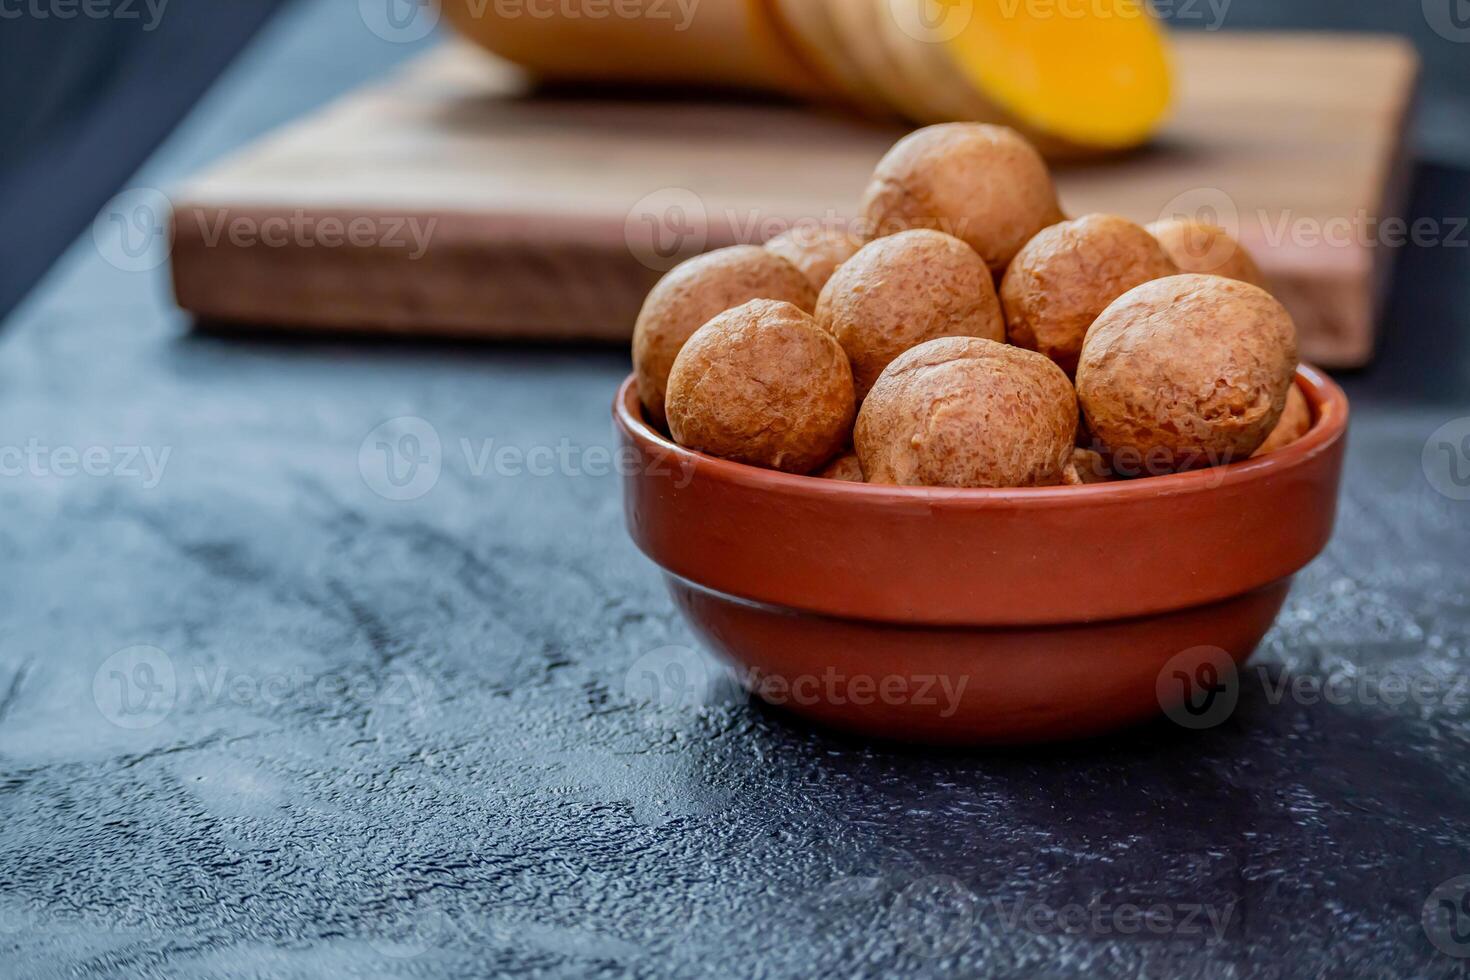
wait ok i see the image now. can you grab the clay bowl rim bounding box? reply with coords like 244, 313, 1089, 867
613, 364, 1347, 503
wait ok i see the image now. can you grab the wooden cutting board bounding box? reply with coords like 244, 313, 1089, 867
169, 32, 1417, 367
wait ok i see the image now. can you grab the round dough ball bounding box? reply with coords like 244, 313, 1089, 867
764, 226, 863, 293
1254, 383, 1311, 456
666, 300, 854, 473
1001, 214, 1178, 375
855, 337, 1077, 488
1147, 219, 1265, 288
859, 123, 1064, 276
1076, 275, 1298, 473
816, 229, 1005, 400
817, 451, 864, 482
633, 246, 816, 427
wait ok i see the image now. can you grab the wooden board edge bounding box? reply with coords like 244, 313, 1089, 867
170, 203, 664, 339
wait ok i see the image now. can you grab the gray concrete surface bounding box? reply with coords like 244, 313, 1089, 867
2, 1, 1469, 976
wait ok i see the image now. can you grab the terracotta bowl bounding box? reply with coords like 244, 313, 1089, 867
613, 368, 1348, 744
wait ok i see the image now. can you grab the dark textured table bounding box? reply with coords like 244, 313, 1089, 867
3, 2, 1470, 977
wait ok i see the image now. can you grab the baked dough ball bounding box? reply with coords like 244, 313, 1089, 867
764, 226, 863, 293
817, 451, 864, 482
859, 123, 1064, 276
855, 337, 1076, 488
1254, 383, 1311, 456
1147, 219, 1265, 288
1001, 214, 1178, 375
633, 246, 816, 427
816, 229, 1005, 400
665, 300, 854, 473
1076, 275, 1298, 472
1064, 448, 1112, 485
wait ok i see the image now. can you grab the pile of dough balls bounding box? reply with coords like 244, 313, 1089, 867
631, 123, 1307, 488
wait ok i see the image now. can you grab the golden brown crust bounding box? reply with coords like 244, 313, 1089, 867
855, 337, 1077, 488
633, 246, 816, 427
858, 124, 1064, 276
817, 451, 865, 482
665, 299, 855, 474
1147, 219, 1266, 288
764, 226, 863, 293
1076, 274, 1299, 473
1001, 214, 1178, 375
815, 229, 1005, 400
1254, 383, 1311, 456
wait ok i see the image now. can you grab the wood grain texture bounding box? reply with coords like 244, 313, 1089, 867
170, 32, 1417, 366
